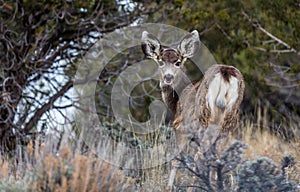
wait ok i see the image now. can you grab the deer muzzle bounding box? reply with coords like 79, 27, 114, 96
164, 74, 174, 84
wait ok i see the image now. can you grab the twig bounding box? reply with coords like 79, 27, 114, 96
241, 11, 297, 53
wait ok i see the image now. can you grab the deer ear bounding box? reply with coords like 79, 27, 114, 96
141, 31, 161, 59
178, 30, 200, 58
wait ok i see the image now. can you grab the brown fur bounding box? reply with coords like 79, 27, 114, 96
220, 65, 238, 82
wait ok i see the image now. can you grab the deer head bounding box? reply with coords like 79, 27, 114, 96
141, 30, 200, 88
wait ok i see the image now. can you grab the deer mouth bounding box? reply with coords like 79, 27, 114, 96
164, 79, 173, 85
164, 74, 174, 85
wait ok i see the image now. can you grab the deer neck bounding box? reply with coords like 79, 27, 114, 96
160, 70, 191, 115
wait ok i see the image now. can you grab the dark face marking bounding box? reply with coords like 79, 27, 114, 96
160, 49, 181, 64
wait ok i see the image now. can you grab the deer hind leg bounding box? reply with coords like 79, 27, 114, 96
206, 73, 222, 118
197, 65, 244, 129
225, 76, 239, 110
199, 73, 224, 126
222, 76, 240, 130
206, 73, 230, 125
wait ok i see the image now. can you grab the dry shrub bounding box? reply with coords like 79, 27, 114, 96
240, 111, 300, 185
0, 141, 135, 192
139, 111, 300, 191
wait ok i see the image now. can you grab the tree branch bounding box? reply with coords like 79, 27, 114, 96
241, 11, 297, 53
23, 80, 73, 134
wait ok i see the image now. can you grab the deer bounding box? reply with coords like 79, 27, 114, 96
141, 30, 245, 190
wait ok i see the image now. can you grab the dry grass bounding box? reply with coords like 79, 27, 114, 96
0, 112, 299, 191
140, 111, 300, 191
139, 129, 300, 191
240, 124, 300, 185
0, 141, 135, 192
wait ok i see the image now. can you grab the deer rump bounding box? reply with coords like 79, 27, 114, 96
175, 64, 244, 132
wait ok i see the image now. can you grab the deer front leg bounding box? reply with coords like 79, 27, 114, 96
167, 159, 180, 191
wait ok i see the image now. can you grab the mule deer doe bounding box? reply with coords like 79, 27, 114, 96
141, 30, 245, 190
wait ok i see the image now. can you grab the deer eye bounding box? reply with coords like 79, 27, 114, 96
158, 61, 165, 67
174, 61, 181, 67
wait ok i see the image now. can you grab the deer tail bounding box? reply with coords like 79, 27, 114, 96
207, 66, 239, 110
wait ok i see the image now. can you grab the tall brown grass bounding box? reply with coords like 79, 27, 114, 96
0, 141, 135, 192
0, 111, 299, 191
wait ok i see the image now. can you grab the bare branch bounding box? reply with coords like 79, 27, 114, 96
23, 81, 73, 134
241, 11, 297, 53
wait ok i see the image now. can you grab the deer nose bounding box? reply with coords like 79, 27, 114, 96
164, 74, 174, 83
